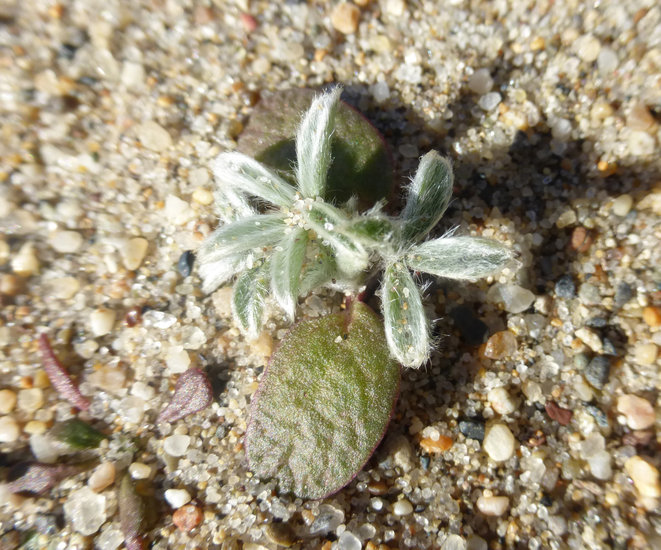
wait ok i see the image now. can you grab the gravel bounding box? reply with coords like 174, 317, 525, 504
1, 0, 660, 548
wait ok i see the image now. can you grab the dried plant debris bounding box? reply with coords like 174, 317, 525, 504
7, 463, 83, 495
157, 368, 213, 424
119, 474, 147, 550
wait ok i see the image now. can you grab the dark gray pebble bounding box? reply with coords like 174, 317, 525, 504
459, 419, 485, 441
584, 355, 611, 389
614, 282, 634, 308
177, 250, 195, 277
555, 275, 576, 299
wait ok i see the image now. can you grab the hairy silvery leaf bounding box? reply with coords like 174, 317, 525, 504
270, 228, 308, 320
232, 262, 270, 338
295, 87, 341, 199
246, 301, 399, 499
306, 202, 368, 277
214, 186, 256, 223
212, 152, 296, 208
299, 243, 337, 296
406, 236, 512, 280
347, 216, 395, 248
197, 214, 288, 293
382, 262, 429, 368
400, 151, 453, 243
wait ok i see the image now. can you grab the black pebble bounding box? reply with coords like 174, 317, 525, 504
420, 456, 430, 470
459, 419, 485, 441
540, 494, 553, 507
177, 250, 195, 277
555, 275, 576, 299
584, 404, 609, 428
614, 282, 634, 308
584, 355, 611, 389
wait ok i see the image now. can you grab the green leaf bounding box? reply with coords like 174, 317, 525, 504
295, 88, 341, 199
347, 216, 395, 247
400, 151, 453, 243
382, 262, 430, 368
232, 261, 270, 338
52, 419, 106, 449
211, 152, 296, 208
306, 202, 368, 278
246, 301, 400, 499
270, 227, 308, 320
406, 236, 513, 280
237, 88, 394, 208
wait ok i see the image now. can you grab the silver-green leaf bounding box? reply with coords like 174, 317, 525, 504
270, 228, 308, 320
400, 151, 453, 243
299, 242, 337, 296
295, 88, 342, 199
382, 262, 429, 368
406, 236, 512, 280
212, 152, 297, 207
232, 262, 270, 338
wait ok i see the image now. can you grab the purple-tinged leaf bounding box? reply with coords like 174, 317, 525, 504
8, 462, 82, 495
157, 368, 213, 424
37, 333, 90, 411
119, 474, 146, 550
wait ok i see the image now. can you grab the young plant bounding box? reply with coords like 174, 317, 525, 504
198, 87, 513, 367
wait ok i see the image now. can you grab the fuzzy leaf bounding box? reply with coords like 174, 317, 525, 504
295, 88, 341, 198
347, 216, 395, 247
211, 152, 296, 207
157, 368, 213, 424
400, 151, 453, 243
214, 186, 256, 223
382, 262, 430, 368
119, 474, 146, 550
8, 463, 83, 495
197, 214, 287, 293
246, 301, 400, 499
270, 228, 308, 320
232, 262, 270, 338
299, 243, 337, 296
52, 419, 106, 449
406, 236, 512, 280
238, 88, 394, 207
306, 202, 369, 278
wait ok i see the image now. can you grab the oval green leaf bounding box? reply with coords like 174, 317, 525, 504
245, 301, 400, 499
237, 88, 394, 208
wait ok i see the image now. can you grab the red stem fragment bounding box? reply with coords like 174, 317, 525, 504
38, 333, 91, 411
157, 368, 213, 424
8, 462, 82, 495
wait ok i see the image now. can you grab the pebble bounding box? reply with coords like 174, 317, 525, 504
11, 243, 39, 276
212, 287, 233, 317
554, 275, 576, 299
0, 389, 17, 414
177, 250, 195, 277
337, 530, 362, 550
420, 435, 453, 454
165, 345, 191, 374
483, 330, 517, 359
163, 434, 191, 457
330, 2, 361, 34
488, 387, 517, 415
522, 380, 543, 403
570, 227, 593, 252
165, 194, 195, 225
63, 487, 106, 535
87, 366, 126, 393
392, 499, 414, 516
17, 388, 44, 413
478, 92, 501, 111
48, 230, 83, 253
483, 423, 516, 462
625, 456, 661, 499
50, 276, 81, 300
172, 504, 203, 532
633, 343, 658, 366
137, 120, 172, 152
584, 356, 611, 389
575, 327, 603, 353
309, 504, 344, 535
555, 208, 577, 228
545, 401, 573, 426
391, 435, 414, 472
191, 186, 213, 205
576, 34, 601, 63
466, 535, 488, 550
88, 462, 116, 492
459, 419, 485, 441
468, 68, 493, 94
90, 307, 116, 337
492, 284, 535, 314
442, 534, 467, 550
617, 395, 655, 430
628, 130, 655, 156
476, 495, 509, 516
614, 282, 634, 307
129, 462, 152, 480
611, 194, 634, 217
23, 420, 47, 435
117, 396, 145, 424
164, 488, 192, 508
0, 274, 22, 296
120, 237, 148, 270
588, 451, 612, 480
627, 102, 656, 133
0, 415, 20, 443
577, 283, 601, 305
642, 306, 661, 328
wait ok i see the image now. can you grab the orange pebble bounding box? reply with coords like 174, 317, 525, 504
420, 435, 453, 454
172, 504, 202, 532
643, 306, 661, 327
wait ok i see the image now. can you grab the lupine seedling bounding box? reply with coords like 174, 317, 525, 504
198, 87, 513, 498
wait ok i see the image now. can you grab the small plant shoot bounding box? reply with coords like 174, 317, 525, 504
198, 87, 514, 498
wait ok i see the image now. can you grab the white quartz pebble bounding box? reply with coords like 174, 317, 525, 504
392, 498, 414, 516
164, 434, 190, 457
0, 415, 20, 443
120, 237, 148, 270
90, 307, 116, 337
164, 488, 191, 508
48, 230, 83, 253
88, 462, 116, 492
483, 423, 516, 462
476, 494, 509, 516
